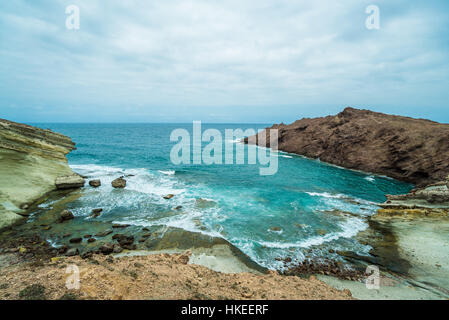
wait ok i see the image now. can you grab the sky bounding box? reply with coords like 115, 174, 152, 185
1, 0, 449, 123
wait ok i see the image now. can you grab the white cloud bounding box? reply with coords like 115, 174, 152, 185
1, 0, 448, 122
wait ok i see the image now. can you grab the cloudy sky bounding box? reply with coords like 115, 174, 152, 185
1, 0, 449, 123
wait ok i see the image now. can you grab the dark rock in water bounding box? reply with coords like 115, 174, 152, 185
87, 238, 96, 243
100, 243, 114, 255
163, 194, 175, 200
111, 177, 126, 188
89, 179, 101, 188
81, 251, 93, 259
95, 230, 113, 237
90, 208, 103, 218
66, 248, 79, 256
112, 224, 130, 229
113, 234, 135, 249
55, 174, 85, 190
269, 226, 281, 232
141, 233, 151, 238
83, 235, 92, 239
245, 107, 449, 186
58, 245, 69, 254
63, 233, 71, 238
69, 237, 82, 244
59, 210, 74, 222
142, 227, 150, 231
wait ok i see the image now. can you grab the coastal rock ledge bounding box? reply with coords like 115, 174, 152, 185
0, 119, 82, 229
247, 107, 449, 186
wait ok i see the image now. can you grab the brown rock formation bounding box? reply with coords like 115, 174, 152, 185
247, 107, 449, 186
0, 119, 82, 229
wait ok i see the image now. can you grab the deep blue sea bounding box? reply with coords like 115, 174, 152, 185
35, 123, 412, 269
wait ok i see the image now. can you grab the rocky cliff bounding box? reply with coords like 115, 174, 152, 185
247, 107, 449, 186
0, 119, 83, 229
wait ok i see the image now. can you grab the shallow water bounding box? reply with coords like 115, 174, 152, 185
29, 123, 412, 269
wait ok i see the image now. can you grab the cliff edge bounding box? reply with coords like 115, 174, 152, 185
0, 119, 83, 229
247, 107, 449, 186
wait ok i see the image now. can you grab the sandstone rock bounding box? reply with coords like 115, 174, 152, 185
55, 174, 85, 190
89, 179, 101, 188
60, 210, 74, 222
246, 107, 449, 186
111, 177, 126, 188
163, 194, 175, 200
0, 119, 78, 229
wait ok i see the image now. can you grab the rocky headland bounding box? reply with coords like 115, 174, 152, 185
0, 119, 84, 230
247, 107, 449, 187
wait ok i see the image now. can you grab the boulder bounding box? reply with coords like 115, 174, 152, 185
95, 230, 113, 237
100, 243, 114, 255
60, 210, 74, 222
447, 175, 449, 189
163, 194, 175, 200
89, 179, 101, 188
111, 177, 126, 188
55, 174, 85, 190
90, 208, 103, 218
69, 237, 82, 244
66, 248, 79, 256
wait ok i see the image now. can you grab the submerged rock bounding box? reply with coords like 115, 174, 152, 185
111, 177, 126, 188
95, 230, 113, 237
89, 179, 101, 188
55, 174, 85, 190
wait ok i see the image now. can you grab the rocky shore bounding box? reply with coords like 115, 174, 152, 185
0, 119, 85, 229
246, 107, 449, 186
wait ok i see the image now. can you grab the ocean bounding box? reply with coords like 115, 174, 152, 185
31, 123, 412, 270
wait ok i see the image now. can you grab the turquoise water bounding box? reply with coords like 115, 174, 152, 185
35, 123, 412, 269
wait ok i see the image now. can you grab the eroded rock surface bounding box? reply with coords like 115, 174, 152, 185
0, 119, 79, 229
246, 107, 449, 186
